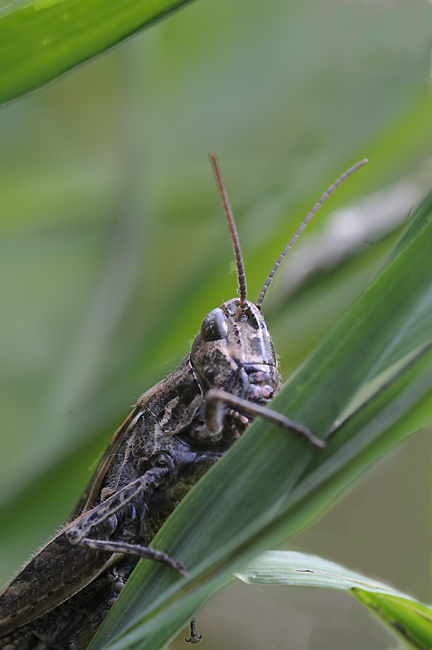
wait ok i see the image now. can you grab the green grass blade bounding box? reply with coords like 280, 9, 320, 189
236, 549, 415, 594
237, 551, 432, 650
0, 0, 193, 105
361, 191, 432, 380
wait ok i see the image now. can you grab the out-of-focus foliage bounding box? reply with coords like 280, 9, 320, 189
0, 0, 194, 104
0, 0, 432, 648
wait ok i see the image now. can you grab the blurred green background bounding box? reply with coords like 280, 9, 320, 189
1, 0, 432, 647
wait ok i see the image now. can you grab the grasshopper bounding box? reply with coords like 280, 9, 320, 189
0, 153, 367, 650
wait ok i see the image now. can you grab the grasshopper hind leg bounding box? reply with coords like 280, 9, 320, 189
185, 618, 202, 644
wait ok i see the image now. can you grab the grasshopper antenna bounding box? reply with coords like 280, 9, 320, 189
256, 158, 368, 309
209, 152, 247, 309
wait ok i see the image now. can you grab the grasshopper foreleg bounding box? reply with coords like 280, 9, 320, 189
205, 388, 325, 450
76, 539, 186, 575
65, 469, 187, 576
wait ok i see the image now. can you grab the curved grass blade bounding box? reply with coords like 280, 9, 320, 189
90, 319, 432, 650
236, 549, 414, 595
87, 195, 432, 650
0, 0, 194, 105
237, 551, 432, 650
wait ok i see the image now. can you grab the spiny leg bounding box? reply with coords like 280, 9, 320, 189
77, 538, 187, 576
205, 388, 325, 450
65, 469, 187, 576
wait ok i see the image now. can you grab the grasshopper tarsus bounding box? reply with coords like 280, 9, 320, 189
185, 618, 202, 644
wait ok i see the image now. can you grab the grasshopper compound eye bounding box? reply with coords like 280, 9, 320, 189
200, 308, 228, 341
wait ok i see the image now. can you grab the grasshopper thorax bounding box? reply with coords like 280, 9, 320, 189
191, 298, 280, 406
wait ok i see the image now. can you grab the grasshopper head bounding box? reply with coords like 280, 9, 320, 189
190, 298, 280, 405
197, 153, 368, 403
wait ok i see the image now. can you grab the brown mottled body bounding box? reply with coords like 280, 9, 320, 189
0, 299, 281, 650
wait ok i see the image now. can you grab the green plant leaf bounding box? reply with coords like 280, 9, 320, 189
236, 549, 415, 594
237, 550, 432, 650
0, 0, 193, 105
84, 192, 432, 650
